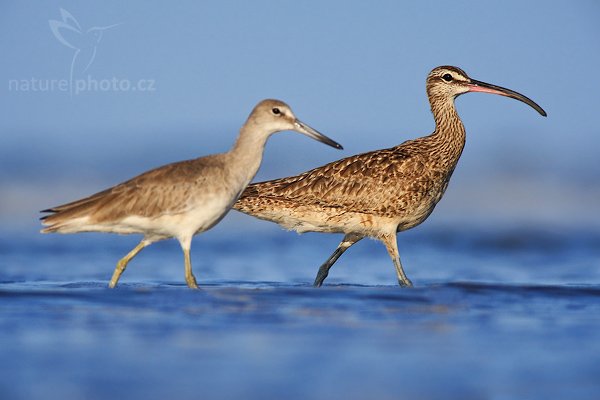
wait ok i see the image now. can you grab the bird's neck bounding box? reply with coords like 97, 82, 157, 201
228, 122, 272, 185
427, 95, 466, 168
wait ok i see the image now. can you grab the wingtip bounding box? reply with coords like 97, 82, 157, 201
40, 209, 56, 220
39, 208, 57, 225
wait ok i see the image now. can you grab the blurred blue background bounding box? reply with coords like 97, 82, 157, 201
2, 3, 600, 400
1, 0, 598, 231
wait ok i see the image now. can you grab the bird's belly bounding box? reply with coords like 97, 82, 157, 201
244, 182, 451, 237
117, 196, 233, 238
396, 186, 447, 231
268, 206, 397, 238
396, 203, 437, 231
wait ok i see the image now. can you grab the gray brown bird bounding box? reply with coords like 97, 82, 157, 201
234, 66, 546, 287
41, 99, 342, 288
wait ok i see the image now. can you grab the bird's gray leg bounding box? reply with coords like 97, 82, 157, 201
381, 233, 413, 287
314, 233, 363, 287
180, 237, 199, 289
109, 239, 153, 288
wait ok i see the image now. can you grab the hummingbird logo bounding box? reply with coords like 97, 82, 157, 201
49, 9, 120, 94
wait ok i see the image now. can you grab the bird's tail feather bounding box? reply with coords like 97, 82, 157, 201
39, 192, 108, 233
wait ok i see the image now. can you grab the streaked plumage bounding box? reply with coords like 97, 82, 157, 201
234, 66, 547, 287
41, 99, 342, 288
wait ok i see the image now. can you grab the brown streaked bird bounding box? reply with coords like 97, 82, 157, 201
234, 66, 546, 287
41, 99, 343, 289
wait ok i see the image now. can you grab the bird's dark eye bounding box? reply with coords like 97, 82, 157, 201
272, 108, 281, 115
442, 73, 453, 82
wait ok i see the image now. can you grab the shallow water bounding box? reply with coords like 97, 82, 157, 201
1, 226, 600, 399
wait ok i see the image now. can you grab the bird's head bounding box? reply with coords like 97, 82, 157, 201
246, 99, 343, 149
426, 66, 546, 116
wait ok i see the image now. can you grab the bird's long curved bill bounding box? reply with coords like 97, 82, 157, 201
468, 79, 547, 117
294, 120, 343, 150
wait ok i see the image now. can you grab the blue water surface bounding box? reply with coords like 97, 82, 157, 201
1, 226, 599, 400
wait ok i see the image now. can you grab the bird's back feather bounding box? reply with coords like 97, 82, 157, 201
41, 155, 229, 233
234, 139, 446, 224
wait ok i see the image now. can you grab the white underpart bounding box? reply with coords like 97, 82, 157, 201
47, 193, 236, 240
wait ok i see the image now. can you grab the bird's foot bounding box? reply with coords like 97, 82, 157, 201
186, 274, 199, 289
313, 262, 333, 287
313, 273, 328, 288
108, 261, 127, 288
398, 277, 413, 288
